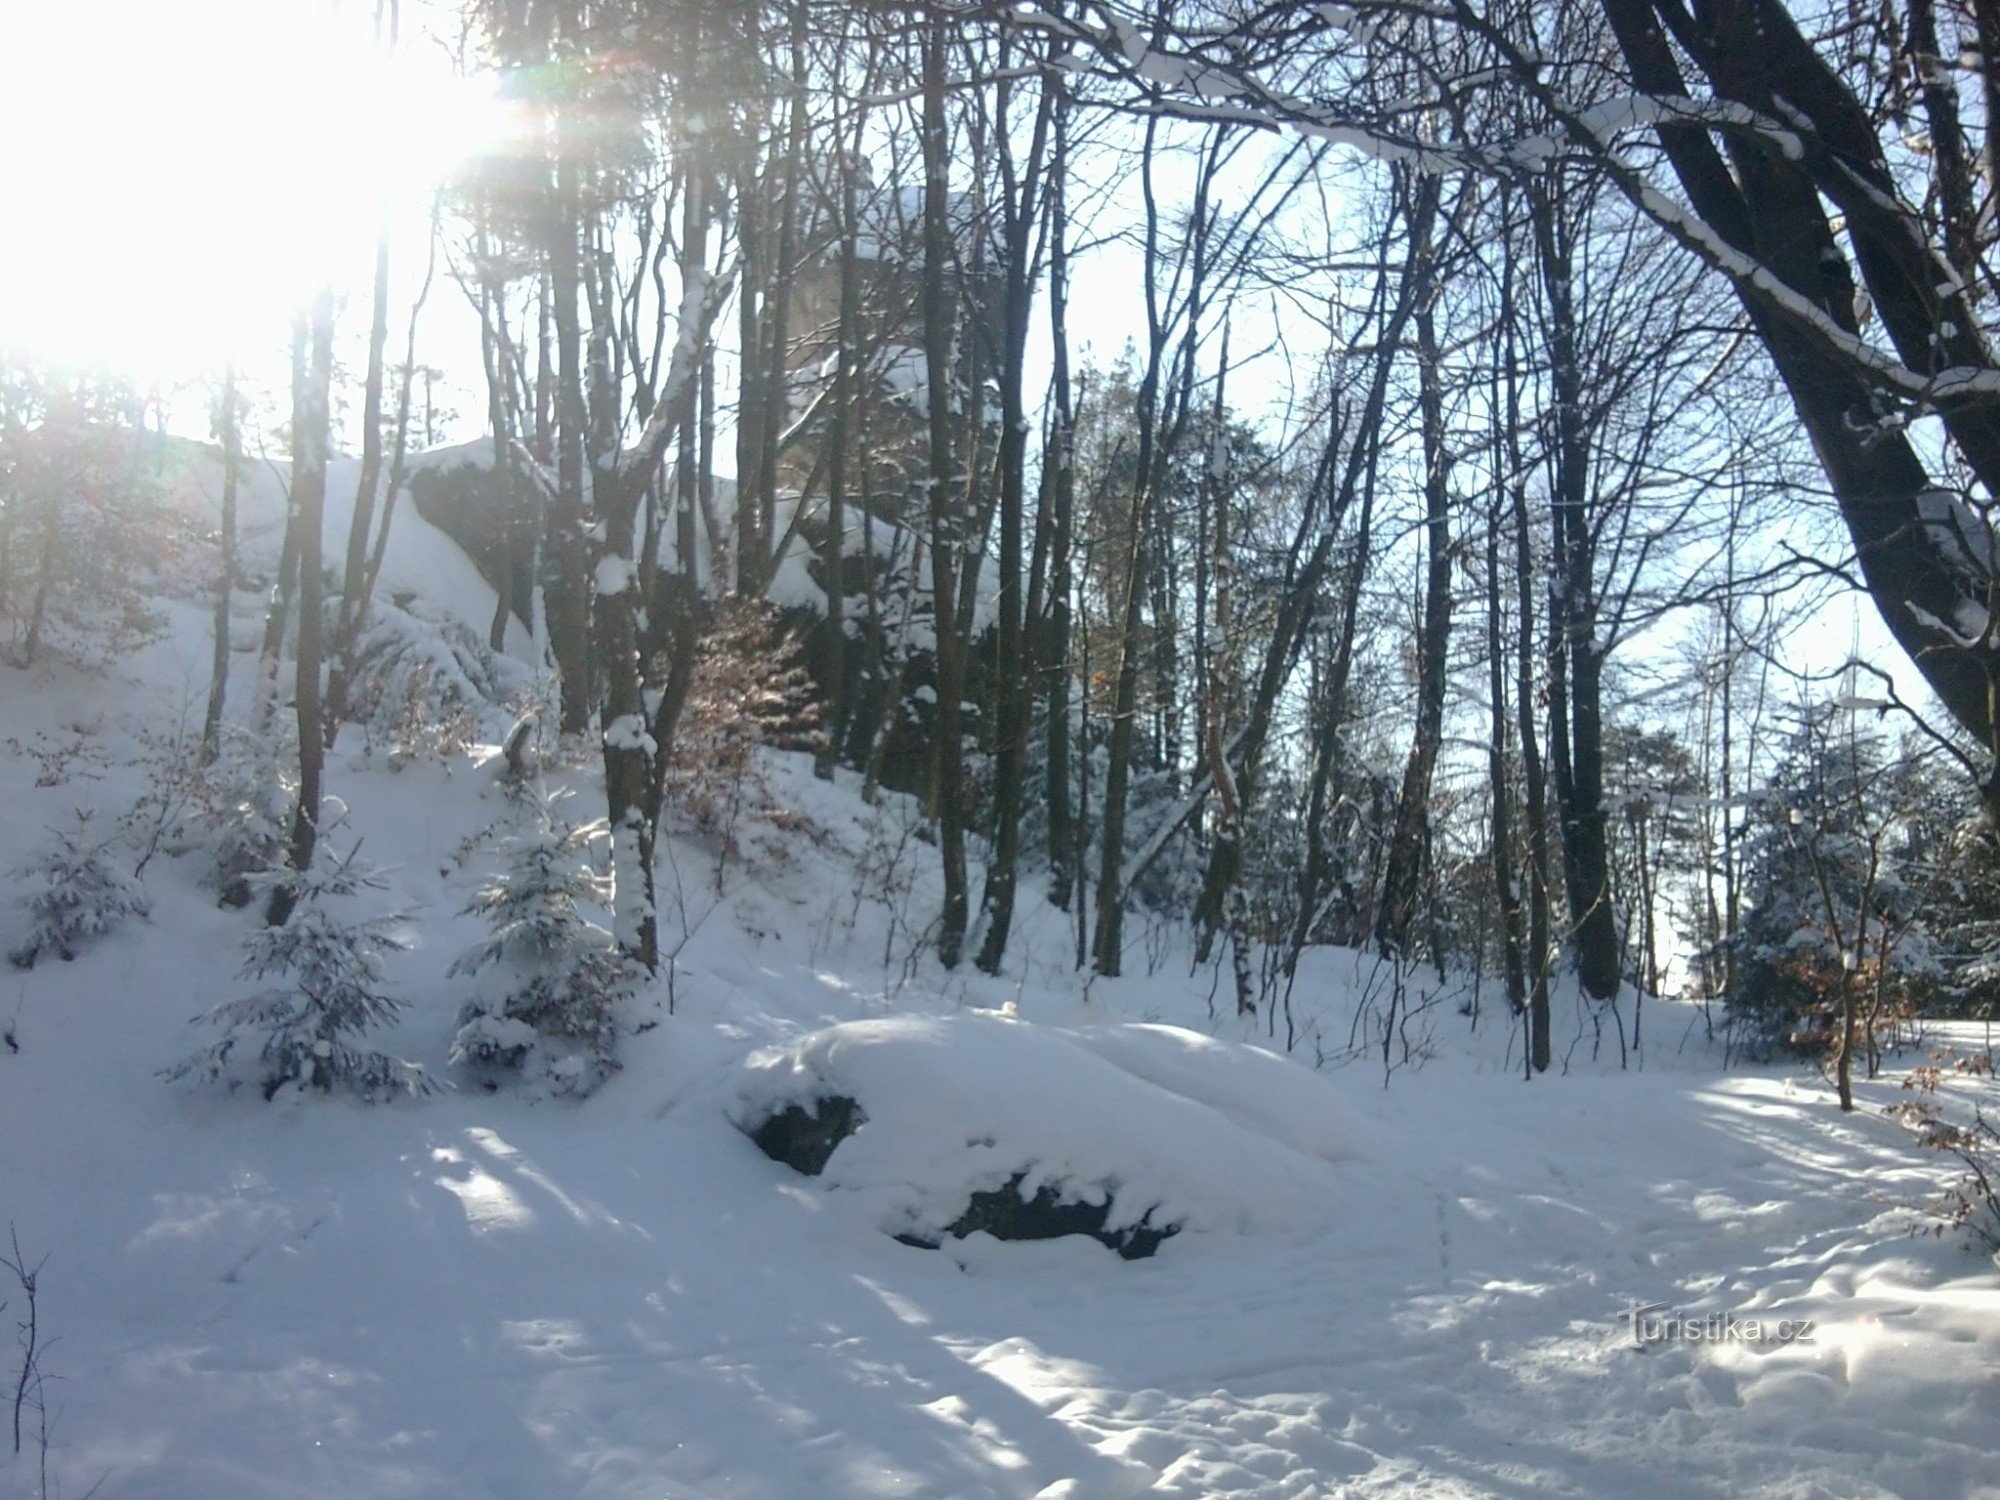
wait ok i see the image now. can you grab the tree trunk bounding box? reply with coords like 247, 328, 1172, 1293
1528, 180, 1622, 1003
361, 203, 437, 618
547, 131, 595, 737
590, 258, 733, 973
269, 289, 336, 928
975, 41, 1055, 976
1197, 337, 1255, 1015
1496, 194, 1554, 1071
1093, 115, 1206, 977
1600, 0, 2000, 809
922, 18, 970, 969
593, 469, 660, 973
1043, 100, 1077, 910
256, 320, 309, 730
1485, 487, 1529, 1021
813, 158, 859, 780
201, 366, 240, 762
323, 213, 392, 746
1376, 175, 1453, 960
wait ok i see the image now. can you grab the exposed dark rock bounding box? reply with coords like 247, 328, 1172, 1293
403, 456, 535, 634
747, 1095, 1181, 1259
902, 1173, 1180, 1260
747, 1094, 865, 1176
498, 713, 537, 781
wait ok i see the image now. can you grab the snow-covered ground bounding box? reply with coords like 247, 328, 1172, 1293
3, 464, 1998, 1499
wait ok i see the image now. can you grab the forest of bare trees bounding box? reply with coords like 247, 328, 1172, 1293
14, 0, 2000, 1087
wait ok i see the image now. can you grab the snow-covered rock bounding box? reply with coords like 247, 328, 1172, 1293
733, 1014, 1362, 1252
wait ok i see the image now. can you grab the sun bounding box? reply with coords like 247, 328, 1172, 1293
0, 0, 506, 384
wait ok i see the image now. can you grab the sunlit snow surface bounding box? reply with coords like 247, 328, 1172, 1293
2, 445, 1998, 1499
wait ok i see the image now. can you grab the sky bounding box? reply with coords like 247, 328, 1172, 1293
0, 0, 1946, 758
0, 0, 499, 415
0, 1, 1293, 444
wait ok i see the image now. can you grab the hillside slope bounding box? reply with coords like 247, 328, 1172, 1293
1, 460, 1997, 1500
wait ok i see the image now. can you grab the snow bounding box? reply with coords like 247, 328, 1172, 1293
594, 555, 635, 597
146, 432, 535, 660
733, 1015, 1361, 1243
1916, 485, 1998, 578
1136, 49, 1193, 90
1624, 182, 2000, 408
878, 342, 936, 417
1568, 94, 1803, 160
1907, 599, 1988, 650
600, 713, 656, 753
2, 442, 1999, 1499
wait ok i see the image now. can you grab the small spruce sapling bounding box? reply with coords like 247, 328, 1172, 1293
449, 791, 629, 1095
10, 809, 149, 968
197, 736, 293, 908
165, 849, 431, 1100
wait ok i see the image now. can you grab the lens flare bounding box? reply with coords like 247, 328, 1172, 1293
0, 1, 505, 379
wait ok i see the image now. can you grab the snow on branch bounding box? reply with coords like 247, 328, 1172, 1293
509, 439, 558, 500
1004, 0, 2000, 412
616, 257, 740, 496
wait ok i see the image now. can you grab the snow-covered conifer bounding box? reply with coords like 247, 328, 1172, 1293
165, 851, 430, 1101
1726, 718, 1933, 1062
449, 790, 629, 1095
206, 748, 292, 906
9, 810, 149, 967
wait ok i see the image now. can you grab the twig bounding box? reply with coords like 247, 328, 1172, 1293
2, 1226, 48, 1457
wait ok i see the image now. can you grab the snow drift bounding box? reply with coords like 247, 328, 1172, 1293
733, 1014, 1367, 1252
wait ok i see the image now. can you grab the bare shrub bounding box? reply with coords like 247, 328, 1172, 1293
1892, 1051, 2000, 1263
660, 598, 822, 864
347, 601, 512, 763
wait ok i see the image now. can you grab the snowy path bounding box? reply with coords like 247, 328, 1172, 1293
10, 934, 1997, 1500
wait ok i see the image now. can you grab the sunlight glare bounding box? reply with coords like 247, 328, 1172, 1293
0, 1, 506, 380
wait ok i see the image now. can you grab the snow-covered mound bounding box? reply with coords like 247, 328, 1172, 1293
734, 1014, 1366, 1249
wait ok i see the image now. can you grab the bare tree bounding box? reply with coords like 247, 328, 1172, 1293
975, 17, 1060, 975
201, 364, 241, 763
268, 287, 336, 929
913, 14, 973, 967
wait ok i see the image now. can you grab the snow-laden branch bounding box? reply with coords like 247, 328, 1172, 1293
1118, 726, 1251, 895
616, 257, 740, 497
510, 438, 557, 500
1005, 0, 2000, 411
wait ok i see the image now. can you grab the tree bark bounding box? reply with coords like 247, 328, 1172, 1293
1376, 172, 1454, 961
201, 365, 240, 763
1599, 0, 2000, 807
546, 103, 595, 737
268, 289, 336, 928
814, 133, 862, 781
1043, 97, 1078, 911
591, 263, 734, 973
922, 17, 971, 969
975, 34, 1056, 976
323, 210, 392, 746
1527, 179, 1621, 1003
